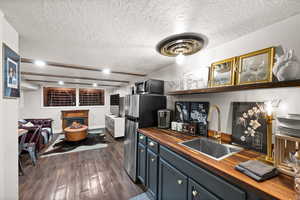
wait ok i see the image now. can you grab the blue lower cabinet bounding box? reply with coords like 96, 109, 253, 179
147, 150, 158, 199
188, 178, 219, 200
159, 158, 188, 200
137, 143, 147, 185
138, 133, 147, 145
160, 145, 246, 200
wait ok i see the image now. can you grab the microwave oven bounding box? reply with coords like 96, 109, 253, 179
135, 79, 164, 95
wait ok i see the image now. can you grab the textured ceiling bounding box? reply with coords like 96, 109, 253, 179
1, 0, 300, 84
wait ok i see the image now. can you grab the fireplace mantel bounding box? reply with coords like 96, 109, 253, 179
61, 110, 89, 130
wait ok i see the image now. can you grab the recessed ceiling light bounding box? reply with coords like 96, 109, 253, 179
34, 60, 46, 67
102, 68, 111, 74
58, 81, 64, 85
93, 83, 97, 87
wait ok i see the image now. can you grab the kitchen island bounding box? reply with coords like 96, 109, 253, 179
137, 127, 295, 200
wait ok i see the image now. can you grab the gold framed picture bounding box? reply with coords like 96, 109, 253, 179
236, 47, 275, 85
209, 57, 236, 87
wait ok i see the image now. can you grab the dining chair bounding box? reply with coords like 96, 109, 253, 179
18, 133, 27, 176
22, 125, 42, 166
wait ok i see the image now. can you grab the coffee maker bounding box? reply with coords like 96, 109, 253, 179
157, 109, 172, 129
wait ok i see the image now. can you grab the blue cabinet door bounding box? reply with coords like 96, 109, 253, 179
159, 158, 188, 200
188, 178, 219, 200
147, 149, 158, 199
138, 133, 147, 145
137, 143, 147, 185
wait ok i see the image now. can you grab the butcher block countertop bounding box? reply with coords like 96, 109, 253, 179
138, 127, 295, 200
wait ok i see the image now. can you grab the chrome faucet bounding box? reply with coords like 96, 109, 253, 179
207, 105, 221, 143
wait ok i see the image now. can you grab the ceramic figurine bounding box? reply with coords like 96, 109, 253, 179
273, 49, 300, 81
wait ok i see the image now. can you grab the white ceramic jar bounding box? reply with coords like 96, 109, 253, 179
176, 122, 184, 132
171, 121, 178, 131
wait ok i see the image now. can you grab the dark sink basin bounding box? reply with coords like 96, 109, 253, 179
179, 138, 243, 161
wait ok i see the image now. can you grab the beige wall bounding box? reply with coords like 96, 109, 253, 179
20, 86, 110, 133
0, 11, 19, 200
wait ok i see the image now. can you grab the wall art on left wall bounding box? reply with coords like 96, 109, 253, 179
2, 43, 20, 98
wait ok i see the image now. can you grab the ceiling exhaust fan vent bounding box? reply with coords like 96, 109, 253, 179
156, 32, 207, 57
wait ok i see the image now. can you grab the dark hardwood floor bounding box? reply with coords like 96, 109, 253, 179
19, 131, 144, 200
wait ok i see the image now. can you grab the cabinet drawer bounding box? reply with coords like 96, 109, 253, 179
188, 178, 219, 200
160, 145, 246, 200
147, 138, 159, 154
138, 133, 147, 145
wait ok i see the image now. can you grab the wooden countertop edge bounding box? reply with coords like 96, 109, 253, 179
138, 128, 295, 200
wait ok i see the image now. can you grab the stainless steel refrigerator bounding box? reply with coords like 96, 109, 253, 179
124, 94, 166, 181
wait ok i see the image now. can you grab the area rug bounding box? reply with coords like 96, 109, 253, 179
41, 129, 108, 157
129, 193, 151, 200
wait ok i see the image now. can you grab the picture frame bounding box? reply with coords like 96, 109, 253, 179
2, 43, 20, 98
190, 102, 210, 136
190, 102, 210, 123
236, 47, 275, 85
231, 102, 267, 153
175, 101, 190, 122
209, 57, 236, 87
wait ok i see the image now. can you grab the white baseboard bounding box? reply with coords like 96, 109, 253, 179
53, 125, 105, 134
53, 129, 62, 134
90, 125, 105, 129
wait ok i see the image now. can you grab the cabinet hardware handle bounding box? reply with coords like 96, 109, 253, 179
192, 190, 198, 197
177, 180, 183, 185
139, 136, 144, 140
151, 158, 155, 162
149, 142, 155, 147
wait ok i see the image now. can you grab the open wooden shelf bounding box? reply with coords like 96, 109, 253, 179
167, 79, 300, 95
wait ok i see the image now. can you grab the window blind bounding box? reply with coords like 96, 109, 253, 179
79, 89, 105, 106
43, 87, 76, 107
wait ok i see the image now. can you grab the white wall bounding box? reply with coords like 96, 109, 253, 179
0, 11, 19, 200
109, 85, 132, 97
112, 14, 300, 134
20, 86, 110, 133
147, 13, 300, 134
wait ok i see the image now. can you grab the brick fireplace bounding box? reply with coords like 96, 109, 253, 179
61, 110, 89, 130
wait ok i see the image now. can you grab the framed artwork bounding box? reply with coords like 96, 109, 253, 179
190, 102, 210, 136
236, 47, 275, 85
231, 102, 267, 153
175, 101, 190, 122
3, 43, 20, 98
190, 102, 210, 123
209, 57, 236, 87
